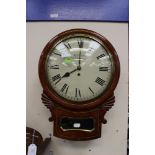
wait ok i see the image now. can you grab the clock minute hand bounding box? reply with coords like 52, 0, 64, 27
78, 50, 81, 70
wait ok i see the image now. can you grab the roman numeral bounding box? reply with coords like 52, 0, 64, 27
78, 40, 83, 48
64, 43, 71, 49
75, 88, 81, 98
49, 65, 59, 69
96, 53, 105, 59
99, 67, 108, 71
89, 87, 94, 95
53, 52, 61, 56
95, 77, 105, 86
52, 74, 61, 82
61, 83, 69, 94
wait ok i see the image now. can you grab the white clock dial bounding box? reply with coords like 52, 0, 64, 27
45, 36, 114, 102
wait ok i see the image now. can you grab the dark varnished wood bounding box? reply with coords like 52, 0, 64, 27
53, 108, 102, 140
26, 127, 43, 155
41, 91, 115, 140
41, 91, 115, 123
26, 127, 51, 154
38, 29, 120, 140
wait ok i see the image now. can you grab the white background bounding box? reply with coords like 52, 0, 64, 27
0, 0, 155, 155
26, 22, 128, 155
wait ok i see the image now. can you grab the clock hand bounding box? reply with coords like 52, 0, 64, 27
69, 68, 78, 74
55, 68, 78, 85
62, 72, 70, 78
78, 50, 81, 70
62, 68, 77, 78
55, 68, 80, 85
55, 72, 70, 84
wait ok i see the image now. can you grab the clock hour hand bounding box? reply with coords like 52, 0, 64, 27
55, 72, 70, 84
62, 68, 78, 78
55, 68, 79, 85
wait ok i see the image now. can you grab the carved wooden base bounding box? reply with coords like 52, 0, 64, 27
41, 91, 115, 140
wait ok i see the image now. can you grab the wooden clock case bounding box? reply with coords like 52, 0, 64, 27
26, 127, 51, 155
39, 29, 120, 141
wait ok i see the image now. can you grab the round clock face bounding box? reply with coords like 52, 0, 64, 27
45, 35, 115, 102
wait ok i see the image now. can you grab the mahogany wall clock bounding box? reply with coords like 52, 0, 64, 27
39, 29, 120, 140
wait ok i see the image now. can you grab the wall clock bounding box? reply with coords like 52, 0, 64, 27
39, 29, 120, 140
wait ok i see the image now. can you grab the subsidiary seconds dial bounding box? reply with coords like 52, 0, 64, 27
45, 35, 114, 102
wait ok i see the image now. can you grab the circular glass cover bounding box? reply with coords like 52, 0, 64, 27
45, 35, 114, 102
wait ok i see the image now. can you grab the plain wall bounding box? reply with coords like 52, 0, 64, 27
26, 22, 128, 155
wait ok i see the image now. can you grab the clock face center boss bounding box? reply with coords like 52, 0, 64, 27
39, 29, 120, 140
